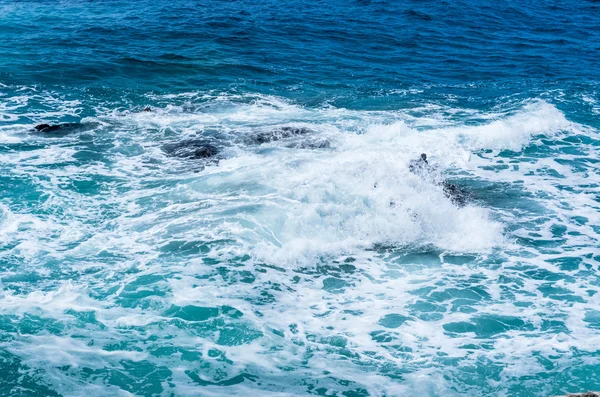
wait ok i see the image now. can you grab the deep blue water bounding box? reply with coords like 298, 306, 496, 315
1, 1, 600, 396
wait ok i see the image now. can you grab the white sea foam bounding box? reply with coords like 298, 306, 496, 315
1, 92, 599, 396
94, 96, 570, 264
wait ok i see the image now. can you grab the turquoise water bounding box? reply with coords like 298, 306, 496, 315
1, 1, 600, 396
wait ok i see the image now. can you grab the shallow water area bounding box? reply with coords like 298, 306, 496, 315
1, 1, 600, 396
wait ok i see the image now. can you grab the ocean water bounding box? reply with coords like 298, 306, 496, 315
1, 0, 600, 396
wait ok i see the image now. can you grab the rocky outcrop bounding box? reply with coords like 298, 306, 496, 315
250, 126, 313, 144
442, 181, 467, 207
33, 122, 98, 135
286, 137, 331, 149
162, 139, 220, 160
34, 123, 81, 133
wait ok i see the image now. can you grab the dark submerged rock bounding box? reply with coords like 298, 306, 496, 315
286, 138, 331, 149
442, 181, 468, 207
408, 153, 430, 174
163, 139, 220, 160
409, 153, 468, 207
33, 122, 96, 135
34, 123, 81, 133
34, 124, 58, 132
252, 126, 313, 144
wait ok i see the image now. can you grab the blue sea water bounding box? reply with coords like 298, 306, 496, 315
1, 0, 600, 396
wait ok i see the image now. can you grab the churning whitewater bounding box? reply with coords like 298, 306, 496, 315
1, 0, 600, 396
2, 87, 600, 396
